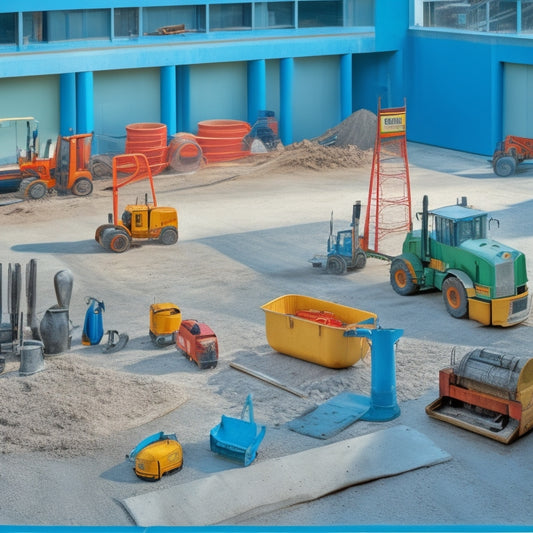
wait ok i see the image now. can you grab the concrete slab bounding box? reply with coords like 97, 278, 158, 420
123, 425, 451, 526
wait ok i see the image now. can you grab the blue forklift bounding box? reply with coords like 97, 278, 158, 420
310, 201, 367, 274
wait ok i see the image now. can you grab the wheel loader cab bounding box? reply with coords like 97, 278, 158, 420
330, 230, 352, 256
431, 206, 487, 247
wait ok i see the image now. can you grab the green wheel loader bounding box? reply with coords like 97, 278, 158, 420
390, 196, 530, 327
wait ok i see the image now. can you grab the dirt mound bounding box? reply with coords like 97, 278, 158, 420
272, 140, 372, 170
0, 354, 188, 456
236, 108, 376, 175
238, 139, 372, 176
314, 108, 377, 150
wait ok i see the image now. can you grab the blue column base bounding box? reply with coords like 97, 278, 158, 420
361, 404, 401, 422
345, 394, 401, 422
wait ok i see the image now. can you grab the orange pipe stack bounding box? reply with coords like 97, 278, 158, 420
125, 123, 169, 175
167, 133, 204, 173
195, 119, 251, 163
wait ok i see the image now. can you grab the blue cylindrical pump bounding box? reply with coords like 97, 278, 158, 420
82, 297, 105, 346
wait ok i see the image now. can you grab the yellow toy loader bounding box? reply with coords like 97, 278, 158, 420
95, 153, 178, 253
127, 431, 183, 481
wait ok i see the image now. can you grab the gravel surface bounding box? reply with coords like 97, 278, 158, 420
1, 139, 533, 527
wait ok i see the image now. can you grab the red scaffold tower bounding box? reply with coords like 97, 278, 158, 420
363, 99, 412, 255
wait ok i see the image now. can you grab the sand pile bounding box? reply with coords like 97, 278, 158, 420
238, 108, 377, 174
261, 140, 372, 172
314, 108, 377, 150
0, 354, 188, 456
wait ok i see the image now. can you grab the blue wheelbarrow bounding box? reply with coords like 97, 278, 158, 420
210, 394, 266, 467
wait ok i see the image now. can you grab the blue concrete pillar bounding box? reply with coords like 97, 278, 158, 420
387, 50, 404, 108
280, 57, 294, 145
344, 327, 402, 422
161, 65, 177, 136
177, 65, 191, 133
247, 59, 266, 125
60, 73, 76, 136
76, 71, 94, 134
340, 53, 352, 120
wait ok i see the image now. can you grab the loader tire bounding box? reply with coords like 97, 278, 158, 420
354, 251, 367, 270
442, 276, 468, 319
493, 156, 516, 177
159, 226, 178, 245
95, 224, 115, 244
390, 259, 419, 296
327, 255, 347, 275
102, 228, 131, 253
72, 177, 93, 196
109, 229, 131, 253
19, 178, 47, 200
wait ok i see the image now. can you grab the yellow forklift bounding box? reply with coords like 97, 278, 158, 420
95, 153, 178, 253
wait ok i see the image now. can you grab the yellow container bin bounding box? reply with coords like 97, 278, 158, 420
149, 302, 182, 347
261, 294, 377, 369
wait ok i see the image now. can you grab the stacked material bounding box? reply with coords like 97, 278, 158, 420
125, 123, 169, 175
167, 133, 204, 173
195, 119, 251, 163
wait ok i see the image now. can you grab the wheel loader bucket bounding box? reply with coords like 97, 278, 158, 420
210, 394, 266, 466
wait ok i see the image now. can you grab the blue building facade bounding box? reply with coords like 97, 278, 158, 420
0, 1, 532, 158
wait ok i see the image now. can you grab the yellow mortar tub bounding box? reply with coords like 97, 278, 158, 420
261, 294, 377, 369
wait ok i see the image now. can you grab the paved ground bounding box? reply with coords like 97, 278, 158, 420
1, 142, 533, 527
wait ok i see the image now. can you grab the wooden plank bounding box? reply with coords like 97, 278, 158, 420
229, 361, 307, 398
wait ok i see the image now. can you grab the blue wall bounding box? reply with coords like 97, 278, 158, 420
4, 1, 533, 157
189, 62, 248, 131
406, 30, 533, 156
352, 52, 400, 114
92, 68, 160, 153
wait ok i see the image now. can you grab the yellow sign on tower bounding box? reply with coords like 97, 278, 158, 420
379, 111, 406, 136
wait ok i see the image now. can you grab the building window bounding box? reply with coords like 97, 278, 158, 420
298, 0, 343, 28
209, 4, 252, 31
22, 12, 44, 43
345, 0, 374, 26
522, 1, 533, 32
0, 12, 17, 44
488, 1, 517, 32
421, 0, 529, 34
114, 8, 139, 38
45, 10, 110, 41
144, 6, 206, 34
254, 2, 294, 28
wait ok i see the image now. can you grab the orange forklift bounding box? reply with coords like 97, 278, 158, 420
0, 117, 94, 199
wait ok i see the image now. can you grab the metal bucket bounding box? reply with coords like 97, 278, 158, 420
19, 340, 45, 376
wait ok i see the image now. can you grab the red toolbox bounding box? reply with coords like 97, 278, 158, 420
176, 320, 218, 369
